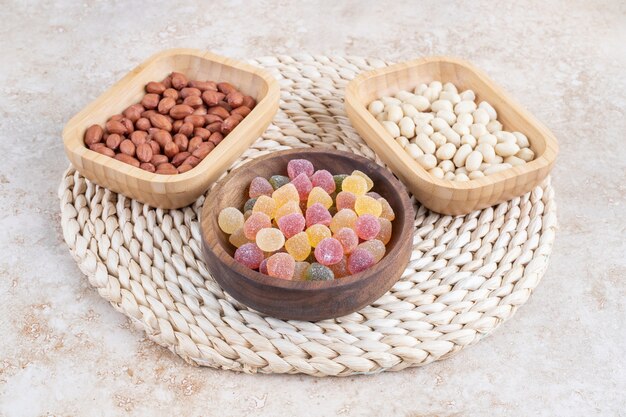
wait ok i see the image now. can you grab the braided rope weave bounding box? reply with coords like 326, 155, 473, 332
58, 55, 557, 376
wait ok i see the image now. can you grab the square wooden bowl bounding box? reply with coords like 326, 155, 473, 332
63, 48, 280, 209
345, 56, 558, 215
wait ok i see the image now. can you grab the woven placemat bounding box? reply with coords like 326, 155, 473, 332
58, 55, 557, 376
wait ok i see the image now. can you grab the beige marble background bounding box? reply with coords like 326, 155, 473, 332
1, 1, 625, 416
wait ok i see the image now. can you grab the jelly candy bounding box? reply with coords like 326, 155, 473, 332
354, 195, 383, 217
274, 200, 302, 219
335, 191, 356, 211
329, 209, 357, 233
333, 227, 358, 254
243, 212, 271, 240
266, 252, 295, 279
293, 261, 310, 281
376, 218, 392, 244
218, 207, 244, 234
357, 239, 386, 262
348, 248, 375, 274
366, 191, 382, 200
328, 256, 350, 278
273, 183, 300, 207
255, 228, 285, 252
291, 172, 313, 201
378, 198, 395, 221
352, 170, 374, 191
259, 258, 269, 274
333, 174, 348, 191
249, 177, 274, 198
307, 187, 333, 209
228, 227, 250, 248
305, 224, 331, 247
285, 232, 311, 262
341, 175, 368, 195
269, 175, 290, 190
355, 214, 381, 240
305, 203, 332, 228
244, 210, 253, 220
314, 237, 344, 265
277, 213, 306, 238
305, 262, 334, 281
310, 170, 336, 194
244, 198, 258, 213
234, 243, 264, 269
287, 159, 314, 179
253, 195, 277, 219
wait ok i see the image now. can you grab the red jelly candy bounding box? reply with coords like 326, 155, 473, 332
310, 169, 336, 194
305, 203, 332, 228
249, 177, 274, 198
266, 252, 296, 279
333, 227, 359, 254
313, 237, 343, 266
277, 213, 306, 239
287, 159, 314, 179
355, 214, 381, 241
290, 172, 313, 201
348, 248, 375, 274
234, 243, 265, 269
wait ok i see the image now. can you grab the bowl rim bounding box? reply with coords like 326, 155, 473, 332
201, 148, 415, 290
344, 55, 559, 193
62, 48, 280, 188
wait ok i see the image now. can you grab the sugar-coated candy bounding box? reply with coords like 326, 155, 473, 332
305, 203, 332, 228
333, 174, 348, 191
378, 198, 395, 221
329, 209, 357, 233
307, 187, 333, 209
341, 175, 368, 195
310, 170, 336, 194
269, 175, 290, 190
314, 237, 344, 266
285, 232, 311, 261
249, 177, 274, 198
234, 243, 264, 269
366, 191, 382, 200
328, 256, 350, 278
333, 227, 359, 254
335, 191, 356, 211
357, 239, 386, 262
259, 258, 269, 274
354, 195, 383, 217
293, 261, 310, 280
218, 207, 244, 234
348, 248, 375, 274
305, 224, 331, 247
243, 212, 271, 240
355, 214, 381, 240
253, 195, 277, 219
352, 170, 374, 191
376, 218, 392, 244
244, 210, 253, 220
305, 263, 334, 281
274, 200, 302, 219
272, 183, 300, 207
256, 228, 285, 252
277, 213, 306, 238
291, 172, 313, 201
229, 227, 250, 248
287, 159, 315, 179
244, 198, 258, 213
266, 253, 295, 279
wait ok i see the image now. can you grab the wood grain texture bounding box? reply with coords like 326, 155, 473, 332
62, 48, 280, 209
345, 56, 558, 215
200, 148, 415, 321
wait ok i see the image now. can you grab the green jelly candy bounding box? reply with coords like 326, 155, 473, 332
305, 262, 335, 281
269, 175, 290, 190
244, 198, 258, 213
333, 174, 348, 191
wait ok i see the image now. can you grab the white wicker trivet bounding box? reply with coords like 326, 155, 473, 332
58, 55, 557, 376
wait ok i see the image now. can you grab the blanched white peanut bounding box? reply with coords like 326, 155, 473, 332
414, 83, 428, 95
479, 101, 497, 120
454, 100, 477, 114
368, 100, 384, 115
395, 90, 414, 101
415, 123, 434, 136
376, 112, 386, 122
417, 154, 437, 170
436, 143, 456, 160
406, 95, 430, 111
439, 160, 455, 172
513, 131, 530, 148
429, 81, 443, 95
452, 122, 470, 136
465, 150, 483, 171
431, 117, 449, 131
478, 133, 497, 146
472, 108, 490, 125
381, 96, 401, 106
495, 141, 520, 157
493, 155, 504, 163
382, 121, 400, 138
460, 90, 475, 101
476, 143, 496, 163
430, 132, 447, 147
437, 110, 456, 125
455, 173, 470, 181
495, 131, 516, 143
428, 167, 444, 179
441, 128, 461, 146
504, 155, 525, 166
453, 144, 473, 167
444, 171, 455, 180
423, 87, 438, 103
439, 91, 461, 104
443, 82, 458, 94
455, 167, 468, 175
456, 113, 473, 126
399, 117, 416, 138
386, 105, 403, 124
483, 163, 512, 175
405, 143, 424, 159
470, 123, 487, 138
516, 147, 535, 162
486, 120, 503, 133
395, 136, 409, 148
431, 99, 453, 113
415, 133, 436, 154
461, 134, 477, 148
468, 170, 485, 179
401, 103, 419, 118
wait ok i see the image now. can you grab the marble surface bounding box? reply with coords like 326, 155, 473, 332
1, 1, 625, 415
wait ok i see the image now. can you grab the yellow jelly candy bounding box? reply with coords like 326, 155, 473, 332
354, 195, 383, 217
341, 175, 368, 195
329, 209, 358, 233
274, 200, 302, 219
253, 195, 277, 219
378, 197, 395, 221
285, 232, 311, 261
351, 170, 373, 191
256, 228, 285, 252
218, 207, 244, 234
228, 227, 250, 248
305, 224, 331, 247
307, 187, 333, 209
272, 183, 299, 207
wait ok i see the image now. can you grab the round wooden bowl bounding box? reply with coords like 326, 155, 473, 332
200, 148, 415, 321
